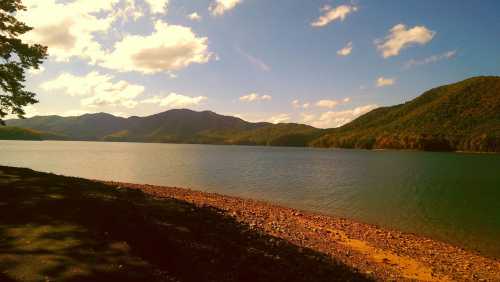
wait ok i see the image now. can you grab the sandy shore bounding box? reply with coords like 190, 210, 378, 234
111, 181, 500, 282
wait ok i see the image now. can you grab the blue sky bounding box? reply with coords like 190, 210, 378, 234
20, 0, 500, 128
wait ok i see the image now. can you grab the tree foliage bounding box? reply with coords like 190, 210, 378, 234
312, 76, 500, 152
0, 0, 47, 124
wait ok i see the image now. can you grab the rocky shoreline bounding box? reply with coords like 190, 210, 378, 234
109, 181, 500, 282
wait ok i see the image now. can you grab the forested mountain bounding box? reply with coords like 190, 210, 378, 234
312, 76, 500, 152
6, 109, 322, 146
0, 126, 63, 141
4, 77, 500, 152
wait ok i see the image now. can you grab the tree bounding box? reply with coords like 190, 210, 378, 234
0, 0, 47, 124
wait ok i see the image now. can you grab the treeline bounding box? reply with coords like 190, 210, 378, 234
312, 133, 500, 152
312, 76, 500, 153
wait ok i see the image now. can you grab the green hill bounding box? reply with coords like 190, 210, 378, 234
225, 123, 324, 146
6, 109, 321, 145
0, 126, 64, 141
6, 113, 128, 141
312, 76, 500, 152
0, 126, 43, 140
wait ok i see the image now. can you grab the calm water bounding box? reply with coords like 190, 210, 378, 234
1, 140, 499, 257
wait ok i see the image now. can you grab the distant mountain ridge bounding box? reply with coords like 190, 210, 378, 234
4, 76, 500, 152
6, 109, 323, 146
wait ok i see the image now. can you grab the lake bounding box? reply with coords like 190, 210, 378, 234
1, 140, 499, 258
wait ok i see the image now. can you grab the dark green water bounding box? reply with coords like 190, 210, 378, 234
1, 141, 499, 258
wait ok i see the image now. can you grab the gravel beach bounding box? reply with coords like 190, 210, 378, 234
115, 182, 500, 281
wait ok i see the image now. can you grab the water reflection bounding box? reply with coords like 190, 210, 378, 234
0, 140, 499, 257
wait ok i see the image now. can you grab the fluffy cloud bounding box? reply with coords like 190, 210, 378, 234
376, 77, 396, 87
315, 97, 351, 109
187, 12, 202, 21
337, 41, 353, 56
144, 0, 169, 14
292, 100, 310, 109
101, 21, 212, 74
111, 0, 144, 23
311, 4, 358, 27
405, 50, 457, 69
18, 0, 120, 63
315, 99, 339, 109
267, 114, 290, 124
62, 109, 94, 117
18, 1, 209, 75
239, 93, 272, 102
376, 24, 435, 58
41, 71, 145, 108
209, 0, 242, 16
141, 93, 207, 108
302, 105, 378, 128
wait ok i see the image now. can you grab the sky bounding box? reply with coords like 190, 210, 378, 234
18, 0, 500, 128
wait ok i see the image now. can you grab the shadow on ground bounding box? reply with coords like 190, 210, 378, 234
0, 166, 371, 282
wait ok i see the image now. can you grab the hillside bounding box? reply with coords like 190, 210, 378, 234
5, 109, 322, 146
312, 76, 500, 152
6, 113, 128, 141
0, 126, 44, 140
0, 126, 64, 141
225, 123, 324, 146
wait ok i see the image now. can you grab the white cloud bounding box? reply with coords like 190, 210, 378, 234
209, 0, 242, 16
110, 112, 130, 118
18, 0, 206, 75
315, 99, 339, 109
62, 109, 93, 117
235, 46, 271, 72
376, 77, 396, 87
111, 0, 145, 23
239, 93, 272, 102
292, 100, 310, 109
376, 24, 435, 58
22, 105, 39, 118
311, 4, 358, 27
28, 66, 45, 76
144, 0, 169, 14
101, 20, 212, 74
187, 12, 202, 21
18, 0, 120, 63
302, 105, 378, 128
404, 50, 457, 69
337, 41, 353, 56
267, 114, 290, 124
41, 71, 145, 109
315, 97, 351, 109
141, 93, 207, 108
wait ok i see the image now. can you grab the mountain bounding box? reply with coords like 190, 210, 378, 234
6, 113, 127, 141
0, 126, 64, 141
4, 76, 500, 152
311, 76, 500, 152
224, 123, 323, 146
6, 109, 322, 146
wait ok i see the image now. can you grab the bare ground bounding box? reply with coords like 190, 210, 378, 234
0, 166, 498, 281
